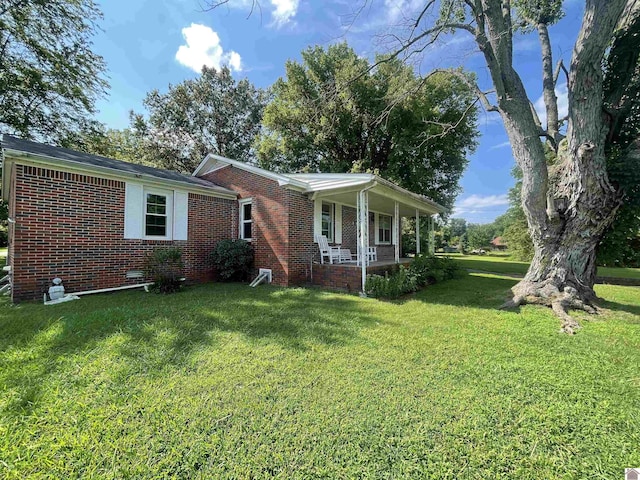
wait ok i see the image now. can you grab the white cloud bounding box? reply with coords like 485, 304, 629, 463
383, 0, 424, 23
489, 141, 511, 150
457, 194, 510, 209
534, 83, 568, 128
175, 23, 242, 73
451, 192, 512, 221
270, 0, 299, 27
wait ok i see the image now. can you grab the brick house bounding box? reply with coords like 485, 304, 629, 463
1, 135, 444, 302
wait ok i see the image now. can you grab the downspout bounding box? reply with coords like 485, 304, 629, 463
358, 182, 377, 296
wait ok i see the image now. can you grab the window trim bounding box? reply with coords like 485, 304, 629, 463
143, 187, 173, 240
321, 201, 335, 243
376, 212, 393, 245
239, 198, 253, 241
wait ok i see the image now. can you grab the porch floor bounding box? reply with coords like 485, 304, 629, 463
317, 258, 413, 269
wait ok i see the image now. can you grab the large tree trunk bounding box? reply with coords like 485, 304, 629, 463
475, 0, 628, 332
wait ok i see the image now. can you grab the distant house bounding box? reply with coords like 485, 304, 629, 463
490, 236, 508, 251
1, 135, 444, 302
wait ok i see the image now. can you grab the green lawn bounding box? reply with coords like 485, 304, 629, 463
1, 277, 639, 478
440, 252, 640, 280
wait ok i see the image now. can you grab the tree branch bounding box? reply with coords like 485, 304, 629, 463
433, 68, 498, 112
553, 59, 569, 86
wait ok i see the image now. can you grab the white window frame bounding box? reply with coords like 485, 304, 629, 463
143, 187, 173, 240
239, 198, 253, 241
375, 212, 393, 245
321, 201, 335, 243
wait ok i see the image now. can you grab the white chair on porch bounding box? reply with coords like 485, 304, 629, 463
367, 247, 377, 263
315, 235, 342, 264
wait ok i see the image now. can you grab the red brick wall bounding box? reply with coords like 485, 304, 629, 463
311, 261, 411, 292
202, 165, 291, 286
340, 205, 402, 260
202, 165, 318, 287
10, 164, 234, 301
287, 190, 315, 285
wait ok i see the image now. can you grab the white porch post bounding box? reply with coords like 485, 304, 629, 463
394, 201, 400, 263
429, 216, 436, 255
415, 209, 420, 255
358, 189, 369, 293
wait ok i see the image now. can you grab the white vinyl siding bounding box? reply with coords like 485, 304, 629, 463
173, 191, 189, 240
124, 183, 144, 239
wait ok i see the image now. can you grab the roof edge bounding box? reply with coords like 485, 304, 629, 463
3, 149, 238, 199
194, 153, 309, 191
373, 176, 446, 213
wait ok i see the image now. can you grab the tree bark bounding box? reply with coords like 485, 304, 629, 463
473, 0, 629, 332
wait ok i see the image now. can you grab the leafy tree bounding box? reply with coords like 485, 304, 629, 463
63, 123, 156, 167
131, 66, 266, 173
256, 43, 479, 211
376, 0, 640, 331
0, 0, 108, 143
449, 218, 468, 238
466, 223, 496, 250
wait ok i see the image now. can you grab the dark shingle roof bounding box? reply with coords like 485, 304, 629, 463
1, 134, 235, 195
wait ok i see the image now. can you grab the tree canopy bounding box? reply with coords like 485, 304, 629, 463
0, 0, 108, 143
130, 66, 266, 173
370, 0, 640, 331
256, 43, 479, 211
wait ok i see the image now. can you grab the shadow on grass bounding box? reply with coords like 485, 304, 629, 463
599, 299, 640, 319
408, 273, 519, 310
0, 284, 379, 416
412, 273, 640, 320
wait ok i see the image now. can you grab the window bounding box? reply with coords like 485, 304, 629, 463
145, 192, 169, 238
124, 183, 187, 241
239, 199, 252, 240
321, 202, 334, 242
378, 214, 392, 244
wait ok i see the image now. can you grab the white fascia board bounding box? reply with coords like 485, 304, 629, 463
373, 177, 446, 214
196, 153, 309, 191
3, 150, 238, 200
289, 173, 374, 181
308, 181, 376, 200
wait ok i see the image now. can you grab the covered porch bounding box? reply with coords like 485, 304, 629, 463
298, 173, 444, 293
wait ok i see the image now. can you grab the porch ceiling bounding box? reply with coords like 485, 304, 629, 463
316, 190, 435, 216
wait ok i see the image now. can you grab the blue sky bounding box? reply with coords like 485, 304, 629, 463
93, 0, 585, 223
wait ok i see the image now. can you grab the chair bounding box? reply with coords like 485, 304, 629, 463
339, 249, 357, 264
315, 235, 342, 264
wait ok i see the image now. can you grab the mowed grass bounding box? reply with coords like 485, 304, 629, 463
1, 276, 639, 478
440, 252, 640, 280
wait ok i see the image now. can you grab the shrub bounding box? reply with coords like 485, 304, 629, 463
365, 266, 418, 299
409, 254, 462, 287
365, 256, 462, 299
144, 247, 184, 294
211, 239, 254, 282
